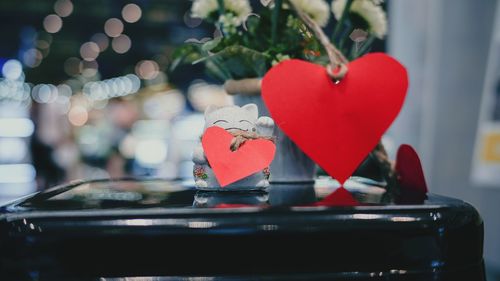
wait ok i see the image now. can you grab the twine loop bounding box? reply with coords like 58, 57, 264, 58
229, 130, 275, 151
289, 1, 349, 81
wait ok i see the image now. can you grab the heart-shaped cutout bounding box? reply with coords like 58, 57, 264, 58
202, 126, 276, 187
262, 53, 408, 183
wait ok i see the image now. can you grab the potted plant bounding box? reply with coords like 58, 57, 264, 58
171, 0, 390, 186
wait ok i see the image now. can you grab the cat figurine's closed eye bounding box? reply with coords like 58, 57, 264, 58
192, 103, 275, 190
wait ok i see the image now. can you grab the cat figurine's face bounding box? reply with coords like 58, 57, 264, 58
204, 104, 259, 133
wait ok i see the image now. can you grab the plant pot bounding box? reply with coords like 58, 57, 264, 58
267, 182, 317, 206
232, 94, 317, 183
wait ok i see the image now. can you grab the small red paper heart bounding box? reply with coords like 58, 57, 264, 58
315, 187, 359, 207
262, 53, 408, 184
202, 126, 276, 187
395, 144, 428, 203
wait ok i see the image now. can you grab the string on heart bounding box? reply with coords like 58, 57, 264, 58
223, 1, 351, 96
289, 1, 349, 81
229, 130, 275, 151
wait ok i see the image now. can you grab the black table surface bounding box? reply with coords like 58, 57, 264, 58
0, 178, 485, 281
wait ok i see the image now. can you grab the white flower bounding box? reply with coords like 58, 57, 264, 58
224, 0, 252, 22
191, 0, 252, 24
218, 13, 240, 35
191, 0, 219, 20
260, 0, 274, 7
332, 0, 387, 39
290, 0, 330, 27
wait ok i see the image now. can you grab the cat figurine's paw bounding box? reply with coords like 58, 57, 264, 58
257, 116, 274, 137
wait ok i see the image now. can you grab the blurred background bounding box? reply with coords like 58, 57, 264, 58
0, 0, 499, 279
0, 0, 235, 203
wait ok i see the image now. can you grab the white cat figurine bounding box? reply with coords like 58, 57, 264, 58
192, 103, 275, 190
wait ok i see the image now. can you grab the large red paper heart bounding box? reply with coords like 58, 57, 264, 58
202, 126, 276, 187
262, 53, 408, 184
395, 144, 428, 204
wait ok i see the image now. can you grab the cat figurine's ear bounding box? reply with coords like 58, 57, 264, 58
204, 105, 219, 118
242, 103, 258, 119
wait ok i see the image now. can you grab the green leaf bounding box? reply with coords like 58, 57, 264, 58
169, 44, 203, 73
201, 37, 223, 52
203, 45, 270, 79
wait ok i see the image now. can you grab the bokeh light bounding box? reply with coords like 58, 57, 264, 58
2, 59, 23, 80
90, 33, 109, 52
135, 139, 167, 166
0, 118, 34, 137
104, 18, 124, 38
0, 164, 36, 184
22, 49, 43, 68
111, 34, 131, 54
36, 40, 50, 50
68, 106, 88, 126
135, 60, 159, 80
56, 84, 71, 96
54, 0, 73, 17
43, 14, 63, 33
80, 42, 100, 61
143, 90, 185, 120
82, 74, 140, 101
31, 84, 58, 103
0, 138, 28, 163
79, 60, 99, 78
122, 4, 142, 23
0, 80, 31, 108
119, 134, 137, 158
55, 84, 72, 114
